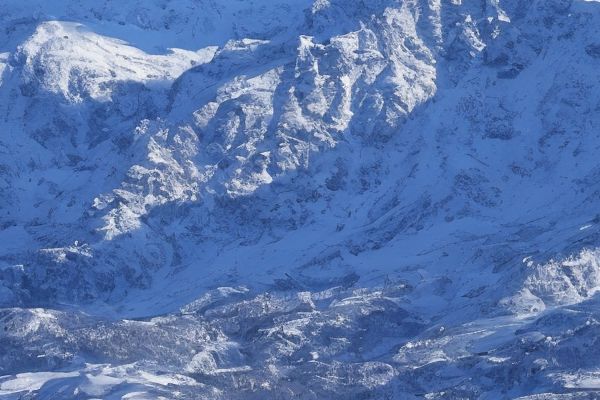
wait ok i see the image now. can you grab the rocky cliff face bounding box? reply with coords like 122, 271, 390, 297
2, 0, 600, 398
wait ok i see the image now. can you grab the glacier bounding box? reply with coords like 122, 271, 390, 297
2, 0, 600, 398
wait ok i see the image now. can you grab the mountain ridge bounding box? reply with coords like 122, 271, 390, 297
2, 0, 600, 398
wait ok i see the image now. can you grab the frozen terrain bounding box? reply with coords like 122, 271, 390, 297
2, 0, 600, 398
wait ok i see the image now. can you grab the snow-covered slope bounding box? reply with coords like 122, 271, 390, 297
2, 0, 600, 398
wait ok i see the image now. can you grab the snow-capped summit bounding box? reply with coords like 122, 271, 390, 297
2, 0, 600, 398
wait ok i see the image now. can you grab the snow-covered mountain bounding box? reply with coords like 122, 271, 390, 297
2, 0, 600, 398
